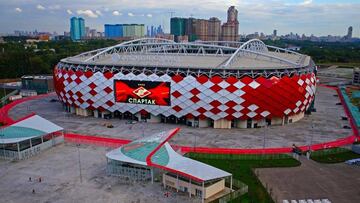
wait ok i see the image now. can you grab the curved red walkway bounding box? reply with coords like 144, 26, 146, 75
1, 86, 359, 155
0, 93, 52, 125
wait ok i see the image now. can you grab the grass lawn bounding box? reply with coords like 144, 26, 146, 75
310, 148, 360, 163
187, 153, 300, 203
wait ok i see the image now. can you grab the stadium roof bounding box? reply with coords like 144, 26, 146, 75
106, 128, 231, 182
61, 38, 311, 70
0, 115, 63, 144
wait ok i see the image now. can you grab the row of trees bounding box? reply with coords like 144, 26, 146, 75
0, 38, 117, 79
1, 37, 360, 79
264, 39, 360, 65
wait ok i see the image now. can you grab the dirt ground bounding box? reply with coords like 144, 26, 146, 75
0, 143, 199, 203
256, 158, 360, 203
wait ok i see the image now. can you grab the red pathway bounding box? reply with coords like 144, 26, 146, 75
1, 86, 359, 155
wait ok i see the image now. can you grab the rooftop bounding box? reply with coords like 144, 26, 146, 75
0, 115, 63, 144
61, 38, 311, 70
106, 128, 231, 182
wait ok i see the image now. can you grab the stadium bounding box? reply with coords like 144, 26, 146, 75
54, 38, 317, 129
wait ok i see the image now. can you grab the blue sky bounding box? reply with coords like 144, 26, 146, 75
0, 0, 359, 37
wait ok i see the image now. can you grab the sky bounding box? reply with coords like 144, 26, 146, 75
0, 0, 359, 37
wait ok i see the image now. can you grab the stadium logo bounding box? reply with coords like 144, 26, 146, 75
133, 87, 151, 98
114, 79, 171, 106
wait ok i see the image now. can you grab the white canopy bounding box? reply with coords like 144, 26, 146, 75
0, 115, 63, 144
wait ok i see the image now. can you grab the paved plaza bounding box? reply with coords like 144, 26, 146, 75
9, 86, 352, 149
0, 144, 198, 203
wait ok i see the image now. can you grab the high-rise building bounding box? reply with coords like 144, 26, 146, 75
70, 17, 85, 41
105, 24, 144, 38
171, 18, 187, 36
207, 17, 221, 41
78, 18, 85, 38
347, 26, 353, 39
170, 6, 238, 42
105, 24, 123, 38
273, 29, 277, 37
170, 17, 220, 42
221, 6, 239, 41
85, 26, 90, 37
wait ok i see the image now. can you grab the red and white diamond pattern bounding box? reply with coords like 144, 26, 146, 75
54, 67, 316, 121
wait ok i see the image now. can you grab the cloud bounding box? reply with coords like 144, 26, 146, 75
48, 5, 61, 10
15, 7, 22, 13
77, 9, 99, 18
300, 0, 313, 6
66, 9, 73, 15
147, 14, 153, 18
95, 10, 102, 16
128, 12, 135, 17
112, 10, 122, 16
36, 4, 45, 10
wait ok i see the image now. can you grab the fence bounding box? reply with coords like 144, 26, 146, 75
187, 152, 293, 161
310, 147, 350, 158
339, 87, 360, 130
64, 133, 130, 148
219, 179, 248, 203
0, 90, 19, 107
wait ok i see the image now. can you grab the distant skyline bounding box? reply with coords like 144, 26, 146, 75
1, 0, 360, 37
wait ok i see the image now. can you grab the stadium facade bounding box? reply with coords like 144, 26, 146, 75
54, 38, 317, 129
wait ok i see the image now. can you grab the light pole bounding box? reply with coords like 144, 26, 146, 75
0, 133, 5, 158
308, 121, 315, 158
77, 143, 83, 183
263, 123, 267, 149
194, 133, 197, 153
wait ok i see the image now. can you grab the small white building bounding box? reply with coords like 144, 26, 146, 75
0, 115, 64, 160
106, 128, 232, 202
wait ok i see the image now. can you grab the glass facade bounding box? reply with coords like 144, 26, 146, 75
104, 24, 144, 38
70, 17, 85, 41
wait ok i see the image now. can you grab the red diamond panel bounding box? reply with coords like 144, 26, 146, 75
210, 108, 221, 114
197, 107, 206, 114
173, 105, 182, 112
172, 74, 184, 83
104, 87, 113, 94
226, 85, 237, 93
210, 84, 222, 93
89, 82, 97, 89
54, 67, 317, 123
210, 100, 221, 107
172, 91, 182, 98
210, 76, 223, 84
89, 90, 97, 96
190, 96, 200, 103
197, 75, 208, 84
190, 88, 200, 95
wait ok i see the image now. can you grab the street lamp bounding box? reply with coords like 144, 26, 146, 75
77, 143, 83, 183
0, 132, 5, 158
308, 121, 315, 158
263, 123, 267, 149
